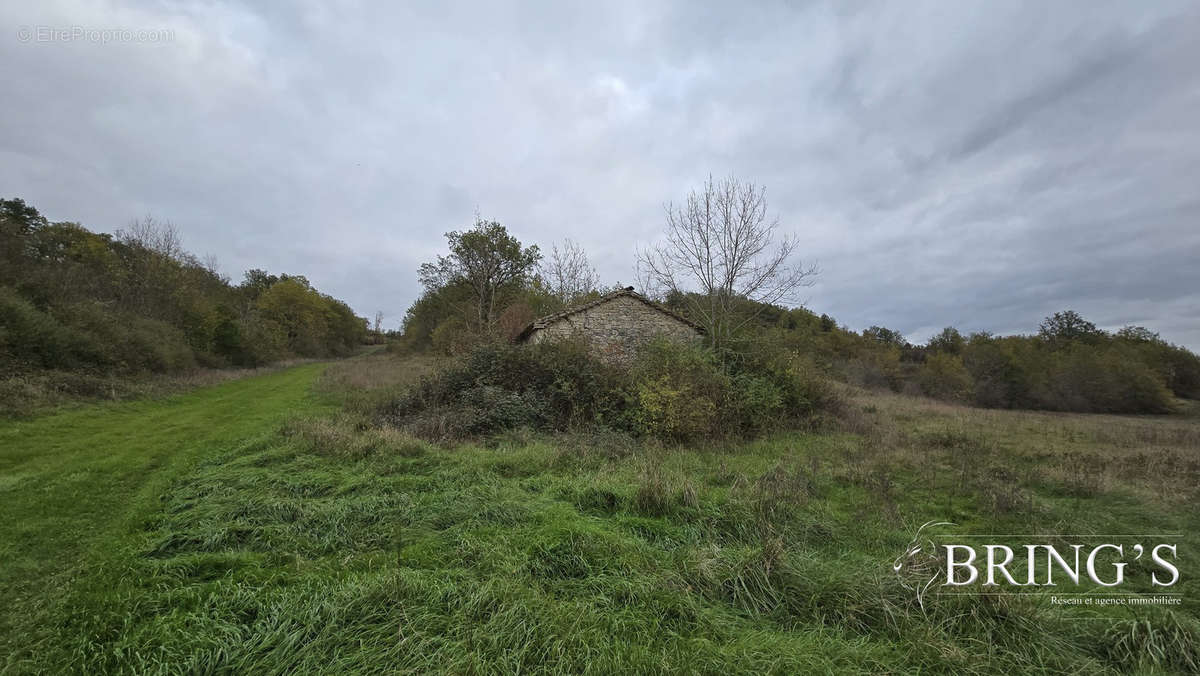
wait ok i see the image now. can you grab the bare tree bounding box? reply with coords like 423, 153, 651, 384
118, 215, 184, 261
540, 238, 600, 306
637, 175, 817, 348
201, 252, 226, 281
373, 310, 384, 343
115, 216, 188, 317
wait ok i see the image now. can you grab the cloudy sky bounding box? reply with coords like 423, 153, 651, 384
3, 1, 1199, 348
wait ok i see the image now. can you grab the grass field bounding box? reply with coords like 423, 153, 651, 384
1, 353, 1197, 673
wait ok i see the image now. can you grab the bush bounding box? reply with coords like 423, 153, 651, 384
1033, 345, 1172, 414
962, 337, 1032, 409
633, 374, 719, 441
382, 338, 839, 443
383, 339, 628, 440
430, 317, 476, 356
918, 353, 973, 402
630, 341, 729, 441
122, 317, 197, 373
0, 287, 76, 369
65, 302, 196, 374
956, 334, 1176, 414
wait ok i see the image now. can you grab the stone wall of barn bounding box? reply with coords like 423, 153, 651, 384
526, 295, 701, 364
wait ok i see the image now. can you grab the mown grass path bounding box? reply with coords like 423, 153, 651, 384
0, 362, 330, 666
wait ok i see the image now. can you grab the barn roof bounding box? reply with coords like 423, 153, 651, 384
515, 287, 704, 342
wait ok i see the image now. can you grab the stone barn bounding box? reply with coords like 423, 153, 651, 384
515, 287, 704, 364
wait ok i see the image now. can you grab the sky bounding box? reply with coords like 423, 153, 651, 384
3, 1, 1199, 349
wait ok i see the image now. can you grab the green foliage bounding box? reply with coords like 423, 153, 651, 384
403, 220, 554, 352
863, 325, 907, 347
1038, 309, 1103, 344
430, 316, 476, 356
1032, 343, 1173, 414
919, 352, 973, 402
417, 218, 541, 333
664, 299, 1199, 414
630, 340, 727, 441
399, 284, 468, 352
0, 197, 366, 383
384, 339, 628, 440
1115, 326, 1200, 399
0, 287, 76, 369
926, 327, 965, 355
953, 329, 1177, 413
386, 338, 837, 443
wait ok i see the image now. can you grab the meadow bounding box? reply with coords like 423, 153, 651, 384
1, 352, 1197, 674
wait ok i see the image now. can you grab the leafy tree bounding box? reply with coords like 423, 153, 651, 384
400, 282, 474, 352
1116, 325, 1159, 343
418, 218, 541, 333
927, 327, 965, 354
863, 326, 907, 348
1038, 310, 1104, 345
256, 277, 328, 355
240, 269, 280, 301
1, 198, 47, 286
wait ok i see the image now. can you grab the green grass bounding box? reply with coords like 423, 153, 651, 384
1, 355, 1197, 673
0, 362, 334, 671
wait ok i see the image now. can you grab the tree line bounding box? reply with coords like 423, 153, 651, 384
404, 175, 1200, 416
738, 305, 1200, 414
1, 197, 367, 378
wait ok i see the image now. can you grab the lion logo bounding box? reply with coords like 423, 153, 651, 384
892, 520, 955, 609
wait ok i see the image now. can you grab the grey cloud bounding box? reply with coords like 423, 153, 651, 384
2, 0, 1198, 349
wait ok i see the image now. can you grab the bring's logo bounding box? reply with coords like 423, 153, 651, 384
893, 522, 1182, 608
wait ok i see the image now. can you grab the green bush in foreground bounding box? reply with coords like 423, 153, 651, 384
381, 339, 840, 443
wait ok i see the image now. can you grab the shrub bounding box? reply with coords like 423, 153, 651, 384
633, 374, 719, 441
382, 339, 627, 440
629, 340, 729, 441
1028, 345, 1173, 414
0, 286, 76, 369
122, 317, 197, 373
844, 347, 903, 392
767, 352, 840, 419
728, 373, 784, 435
962, 337, 1032, 409
382, 338, 839, 443
66, 302, 196, 374
728, 344, 841, 429
918, 353, 973, 402
430, 317, 476, 356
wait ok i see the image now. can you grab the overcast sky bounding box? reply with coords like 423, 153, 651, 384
3, 1, 1198, 348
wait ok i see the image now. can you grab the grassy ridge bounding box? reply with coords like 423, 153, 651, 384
1, 354, 1197, 673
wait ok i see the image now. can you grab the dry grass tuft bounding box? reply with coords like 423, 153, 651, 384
281, 414, 426, 458
318, 353, 437, 392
